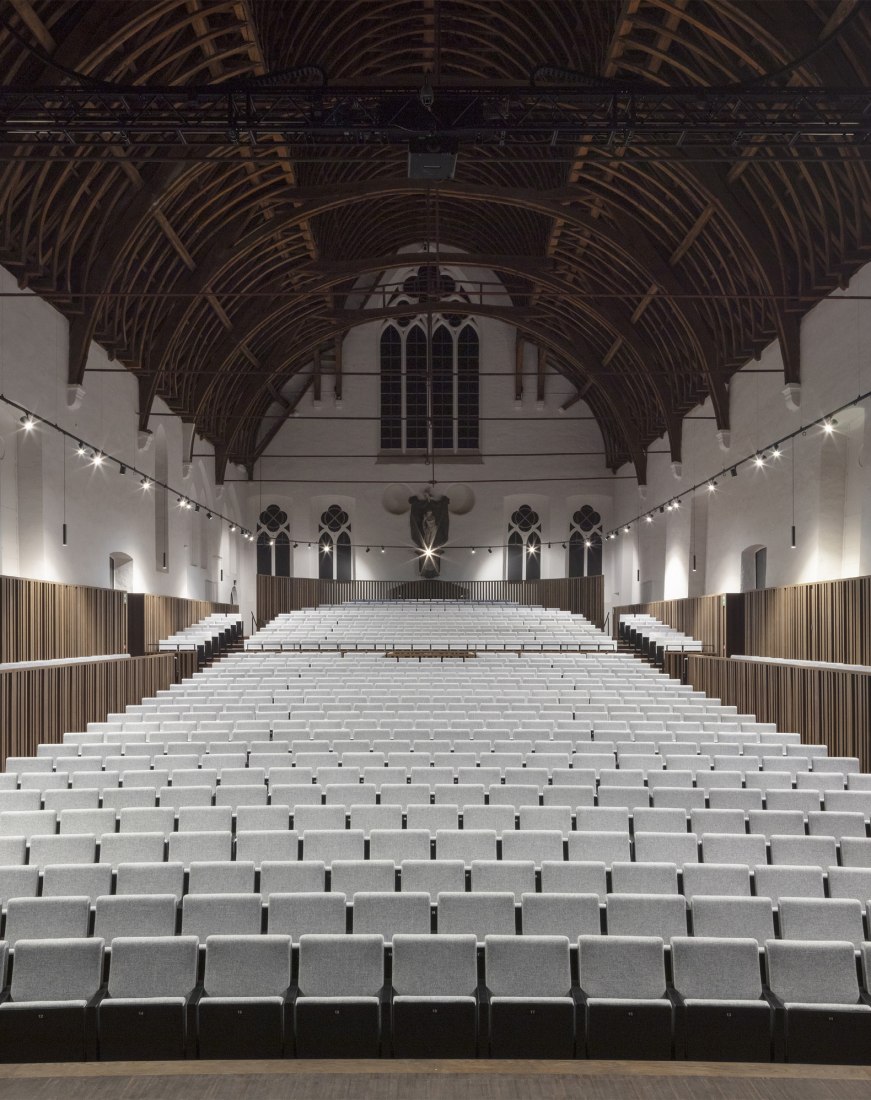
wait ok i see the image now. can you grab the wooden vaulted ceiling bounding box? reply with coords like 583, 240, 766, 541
0, 0, 870, 482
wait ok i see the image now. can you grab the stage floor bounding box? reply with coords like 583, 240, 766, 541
1, 1060, 870, 1100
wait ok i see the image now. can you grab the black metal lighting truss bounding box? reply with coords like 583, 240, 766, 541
0, 83, 869, 159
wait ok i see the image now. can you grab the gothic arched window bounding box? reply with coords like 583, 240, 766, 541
256, 505, 291, 577
379, 317, 479, 453
506, 504, 542, 582
569, 506, 603, 577
319, 505, 352, 581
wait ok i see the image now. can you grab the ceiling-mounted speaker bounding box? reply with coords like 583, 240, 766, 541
408, 137, 458, 180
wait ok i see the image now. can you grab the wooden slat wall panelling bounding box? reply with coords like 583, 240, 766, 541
0, 654, 188, 767
682, 655, 871, 771
612, 595, 728, 656
0, 576, 127, 664
256, 576, 604, 628
127, 595, 240, 655
743, 577, 871, 665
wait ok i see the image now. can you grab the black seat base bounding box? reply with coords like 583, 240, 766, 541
392, 1000, 477, 1058
586, 1001, 673, 1060
294, 1000, 380, 1058
198, 1001, 286, 1059
98, 1002, 186, 1061
682, 1003, 772, 1062
784, 1007, 871, 1065
489, 1001, 575, 1059
0, 1005, 87, 1063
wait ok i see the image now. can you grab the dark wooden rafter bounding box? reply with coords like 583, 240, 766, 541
0, 0, 867, 477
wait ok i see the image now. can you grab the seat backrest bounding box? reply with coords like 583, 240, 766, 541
778, 898, 865, 948
203, 934, 292, 997
671, 936, 762, 1000
94, 894, 177, 942
352, 892, 431, 940
753, 865, 825, 905
11, 938, 103, 1003
391, 933, 477, 997
260, 861, 325, 898
267, 892, 346, 941
180, 893, 263, 940
485, 934, 571, 998
578, 935, 665, 999
766, 940, 860, 1005
436, 891, 516, 940
188, 861, 256, 895
690, 895, 775, 946
5, 896, 90, 946
605, 893, 687, 938
297, 933, 384, 997
520, 892, 601, 938
681, 864, 751, 902
115, 861, 185, 899
107, 935, 198, 999
399, 859, 465, 901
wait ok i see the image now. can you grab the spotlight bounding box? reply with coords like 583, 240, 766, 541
673, 499, 680, 509
365, 547, 370, 553
91, 452, 104, 466
229, 523, 237, 532
707, 481, 717, 493
771, 446, 782, 459
692, 554, 697, 573
194, 504, 200, 513
206, 512, 212, 520
471, 547, 476, 554
561, 542, 566, 549
177, 496, 183, 505
645, 515, 653, 524
584, 540, 591, 549
139, 476, 151, 490
293, 542, 298, 549
823, 418, 837, 434
527, 543, 538, 555
659, 506, 665, 514
488, 547, 493, 554
380, 547, 385, 553
76, 442, 86, 457
119, 464, 126, 475
623, 525, 630, 533
730, 466, 738, 478
754, 454, 765, 468
19, 414, 36, 431
791, 525, 797, 549
269, 539, 275, 547
322, 543, 332, 554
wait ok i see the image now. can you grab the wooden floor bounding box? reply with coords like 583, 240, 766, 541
1, 1060, 870, 1100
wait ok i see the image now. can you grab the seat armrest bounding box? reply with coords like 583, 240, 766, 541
185, 983, 204, 1060
85, 985, 108, 1061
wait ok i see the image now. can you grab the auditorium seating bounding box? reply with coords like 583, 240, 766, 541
245, 600, 616, 651
1, 599, 870, 1061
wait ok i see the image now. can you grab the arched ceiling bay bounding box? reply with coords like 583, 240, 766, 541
0, 0, 868, 480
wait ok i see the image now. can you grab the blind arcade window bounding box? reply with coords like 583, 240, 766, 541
506, 504, 542, 582
256, 505, 291, 577
569, 506, 603, 578
319, 505, 352, 581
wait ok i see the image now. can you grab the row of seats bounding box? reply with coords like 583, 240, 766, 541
245, 601, 614, 650
2, 933, 869, 1063
2, 820, 871, 867
6, 871, 871, 941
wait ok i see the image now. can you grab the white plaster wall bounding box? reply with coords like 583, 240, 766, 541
252, 307, 617, 583
606, 262, 871, 613
0, 264, 251, 619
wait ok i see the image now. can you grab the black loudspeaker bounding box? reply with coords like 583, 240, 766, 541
408, 138, 458, 180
